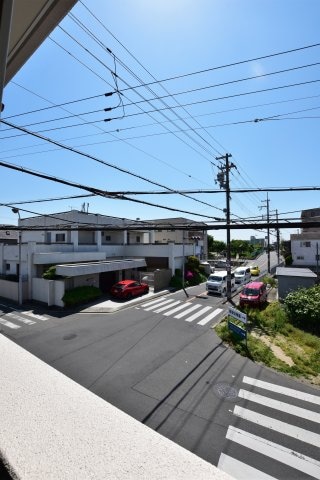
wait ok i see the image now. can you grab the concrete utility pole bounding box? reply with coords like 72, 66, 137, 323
12, 207, 22, 305
276, 209, 280, 264
216, 153, 236, 300
260, 194, 270, 273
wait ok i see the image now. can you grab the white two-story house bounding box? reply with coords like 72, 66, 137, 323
0, 210, 208, 306
290, 207, 320, 271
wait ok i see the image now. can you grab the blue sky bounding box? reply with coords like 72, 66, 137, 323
1, 0, 320, 242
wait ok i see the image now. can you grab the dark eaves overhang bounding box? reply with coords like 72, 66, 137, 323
0, 0, 78, 107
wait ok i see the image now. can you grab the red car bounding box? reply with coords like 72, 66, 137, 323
110, 280, 149, 299
239, 281, 267, 308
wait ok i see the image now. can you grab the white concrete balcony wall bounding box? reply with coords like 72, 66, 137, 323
0, 335, 234, 480
33, 251, 106, 265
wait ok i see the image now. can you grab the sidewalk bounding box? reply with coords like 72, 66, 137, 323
79, 288, 172, 314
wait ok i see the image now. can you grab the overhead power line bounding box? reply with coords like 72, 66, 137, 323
2, 219, 319, 232
0, 119, 226, 214
4, 62, 319, 131
0, 158, 224, 220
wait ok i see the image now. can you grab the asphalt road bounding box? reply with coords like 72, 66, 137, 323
1, 253, 319, 479
2, 273, 320, 479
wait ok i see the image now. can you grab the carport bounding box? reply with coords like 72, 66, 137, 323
55, 258, 147, 294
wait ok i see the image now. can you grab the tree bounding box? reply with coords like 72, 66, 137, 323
208, 238, 226, 255
230, 240, 252, 258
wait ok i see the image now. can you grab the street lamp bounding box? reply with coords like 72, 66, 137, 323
12, 208, 22, 305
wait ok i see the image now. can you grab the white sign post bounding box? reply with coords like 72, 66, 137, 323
228, 307, 247, 324
228, 307, 248, 345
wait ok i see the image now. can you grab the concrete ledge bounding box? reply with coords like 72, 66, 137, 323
0, 335, 233, 480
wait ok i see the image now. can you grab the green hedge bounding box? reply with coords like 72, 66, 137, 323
62, 286, 102, 307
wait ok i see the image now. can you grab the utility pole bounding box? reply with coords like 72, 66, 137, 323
216, 153, 236, 301
260, 194, 270, 273
12, 207, 22, 305
276, 209, 280, 264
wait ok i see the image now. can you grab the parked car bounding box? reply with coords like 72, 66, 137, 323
110, 280, 149, 299
206, 271, 235, 296
249, 265, 260, 276
239, 281, 267, 308
234, 266, 251, 284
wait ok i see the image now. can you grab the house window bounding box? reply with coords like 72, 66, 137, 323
300, 241, 311, 247
297, 256, 304, 260
136, 236, 141, 243
105, 235, 111, 241
55, 233, 66, 242
6, 263, 10, 271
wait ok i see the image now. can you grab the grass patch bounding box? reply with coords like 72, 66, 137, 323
215, 301, 320, 385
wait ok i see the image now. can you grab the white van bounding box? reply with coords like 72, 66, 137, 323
234, 266, 251, 285
206, 271, 235, 296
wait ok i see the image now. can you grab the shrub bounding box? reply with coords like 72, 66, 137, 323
42, 266, 64, 280
262, 275, 277, 288
284, 285, 320, 334
285, 255, 293, 266
169, 274, 183, 290
62, 286, 102, 307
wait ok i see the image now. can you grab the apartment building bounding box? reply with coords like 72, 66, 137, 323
0, 210, 207, 306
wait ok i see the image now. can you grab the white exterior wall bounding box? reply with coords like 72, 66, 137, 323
32, 278, 65, 307
72, 274, 99, 289
33, 251, 106, 265
291, 239, 320, 266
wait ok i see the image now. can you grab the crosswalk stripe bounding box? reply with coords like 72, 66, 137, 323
154, 301, 181, 313
197, 307, 223, 326
185, 306, 212, 322
174, 304, 202, 319
233, 405, 320, 447
243, 376, 320, 405
226, 426, 320, 479
142, 297, 171, 308
6, 312, 35, 325
143, 299, 176, 311
0, 318, 20, 329
163, 302, 193, 316
19, 310, 48, 321
218, 453, 276, 480
239, 389, 320, 424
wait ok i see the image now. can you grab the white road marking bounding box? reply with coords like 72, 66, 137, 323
185, 306, 212, 322
19, 310, 48, 321
239, 389, 320, 424
6, 312, 35, 325
218, 453, 276, 480
0, 318, 20, 329
163, 303, 193, 316
143, 299, 176, 311
197, 308, 223, 326
174, 304, 202, 319
233, 406, 320, 447
243, 376, 320, 405
142, 297, 172, 308
226, 426, 320, 479
154, 301, 181, 313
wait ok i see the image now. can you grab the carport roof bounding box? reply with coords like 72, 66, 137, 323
276, 267, 317, 278
55, 258, 147, 277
